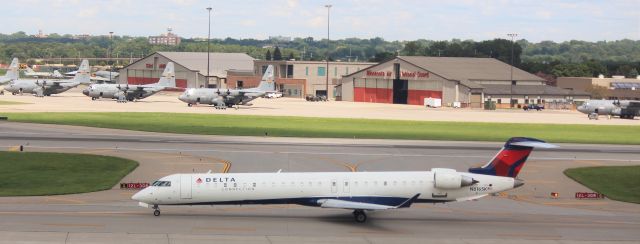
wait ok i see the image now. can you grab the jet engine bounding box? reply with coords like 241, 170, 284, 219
432, 168, 477, 189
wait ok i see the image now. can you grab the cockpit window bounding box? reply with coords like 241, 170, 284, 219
152, 181, 171, 187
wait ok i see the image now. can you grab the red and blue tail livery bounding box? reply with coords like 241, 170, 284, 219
468, 137, 557, 178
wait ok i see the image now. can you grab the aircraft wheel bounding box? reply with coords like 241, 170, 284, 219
187, 103, 192, 107
153, 209, 160, 216
588, 113, 598, 120
353, 210, 366, 223
91, 97, 97, 101
12, 92, 16, 95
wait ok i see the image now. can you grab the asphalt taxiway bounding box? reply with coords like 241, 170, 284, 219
0, 122, 639, 243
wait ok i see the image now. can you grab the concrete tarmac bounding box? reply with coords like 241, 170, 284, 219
1, 87, 638, 125
0, 122, 639, 243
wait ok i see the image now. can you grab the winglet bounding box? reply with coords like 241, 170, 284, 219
396, 193, 421, 208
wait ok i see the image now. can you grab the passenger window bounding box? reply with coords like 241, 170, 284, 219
253, 183, 257, 187
383, 181, 387, 186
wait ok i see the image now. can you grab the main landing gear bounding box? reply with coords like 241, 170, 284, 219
353, 209, 367, 223
153, 204, 161, 216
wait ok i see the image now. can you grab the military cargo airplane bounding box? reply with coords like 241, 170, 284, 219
133, 137, 556, 223
577, 100, 640, 119
82, 62, 175, 102
66, 70, 119, 83
178, 65, 275, 109
0, 58, 19, 85
4, 59, 90, 97
23, 66, 54, 78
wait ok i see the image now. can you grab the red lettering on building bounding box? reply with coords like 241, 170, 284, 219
159, 64, 166, 69
145, 64, 153, 68
400, 71, 429, 78
366, 70, 386, 77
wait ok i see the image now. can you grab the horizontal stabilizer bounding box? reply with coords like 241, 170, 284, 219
510, 141, 558, 149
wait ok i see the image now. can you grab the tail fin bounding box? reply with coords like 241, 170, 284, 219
155, 62, 176, 87
71, 59, 91, 84
5, 58, 19, 80
468, 137, 557, 178
53, 70, 63, 78
255, 65, 275, 91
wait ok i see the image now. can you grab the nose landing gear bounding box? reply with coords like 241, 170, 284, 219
153, 204, 161, 216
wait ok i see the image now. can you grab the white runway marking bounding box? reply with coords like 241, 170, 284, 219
4, 145, 640, 162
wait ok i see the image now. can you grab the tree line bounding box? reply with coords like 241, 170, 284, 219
1, 31, 638, 83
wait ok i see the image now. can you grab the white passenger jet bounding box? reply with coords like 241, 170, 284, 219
133, 137, 555, 222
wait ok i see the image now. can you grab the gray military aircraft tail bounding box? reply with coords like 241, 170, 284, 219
178, 65, 275, 109
0, 58, 19, 85
82, 62, 176, 102
4, 59, 91, 97
577, 99, 640, 119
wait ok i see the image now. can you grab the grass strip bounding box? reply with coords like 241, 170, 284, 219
0, 151, 138, 196
3, 112, 640, 144
564, 166, 640, 204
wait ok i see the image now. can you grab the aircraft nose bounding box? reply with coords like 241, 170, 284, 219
131, 189, 148, 202
178, 94, 186, 102
82, 89, 89, 96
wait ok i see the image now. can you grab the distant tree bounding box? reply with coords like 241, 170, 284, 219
273, 46, 282, 60
368, 51, 395, 62
550, 63, 591, 77
629, 68, 639, 78
615, 64, 633, 77
534, 71, 557, 86
401, 41, 422, 56
288, 52, 294, 60
265, 49, 271, 60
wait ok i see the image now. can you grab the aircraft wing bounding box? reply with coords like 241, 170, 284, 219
317, 194, 420, 210
90, 76, 112, 82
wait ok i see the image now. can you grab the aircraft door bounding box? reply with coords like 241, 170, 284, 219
331, 179, 337, 194
180, 174, 192, 199
342, 179, 350, 194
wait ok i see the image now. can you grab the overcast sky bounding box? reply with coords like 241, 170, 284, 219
2, 0, 638, 42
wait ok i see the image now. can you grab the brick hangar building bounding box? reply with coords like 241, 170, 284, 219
339, 56, 589, 108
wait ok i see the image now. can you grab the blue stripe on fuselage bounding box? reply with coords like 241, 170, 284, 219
164, 196, 451, 207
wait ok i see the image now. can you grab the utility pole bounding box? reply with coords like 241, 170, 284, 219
507, 33, 518, 108
206, 7, 212, 88
109, 31, 114, 82
324, 4, 332, 98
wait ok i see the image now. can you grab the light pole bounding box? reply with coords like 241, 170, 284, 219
206, 7, 212, 88
109, 31, 114, 82
324, 4, 331, 98
507, 33, 518, 108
